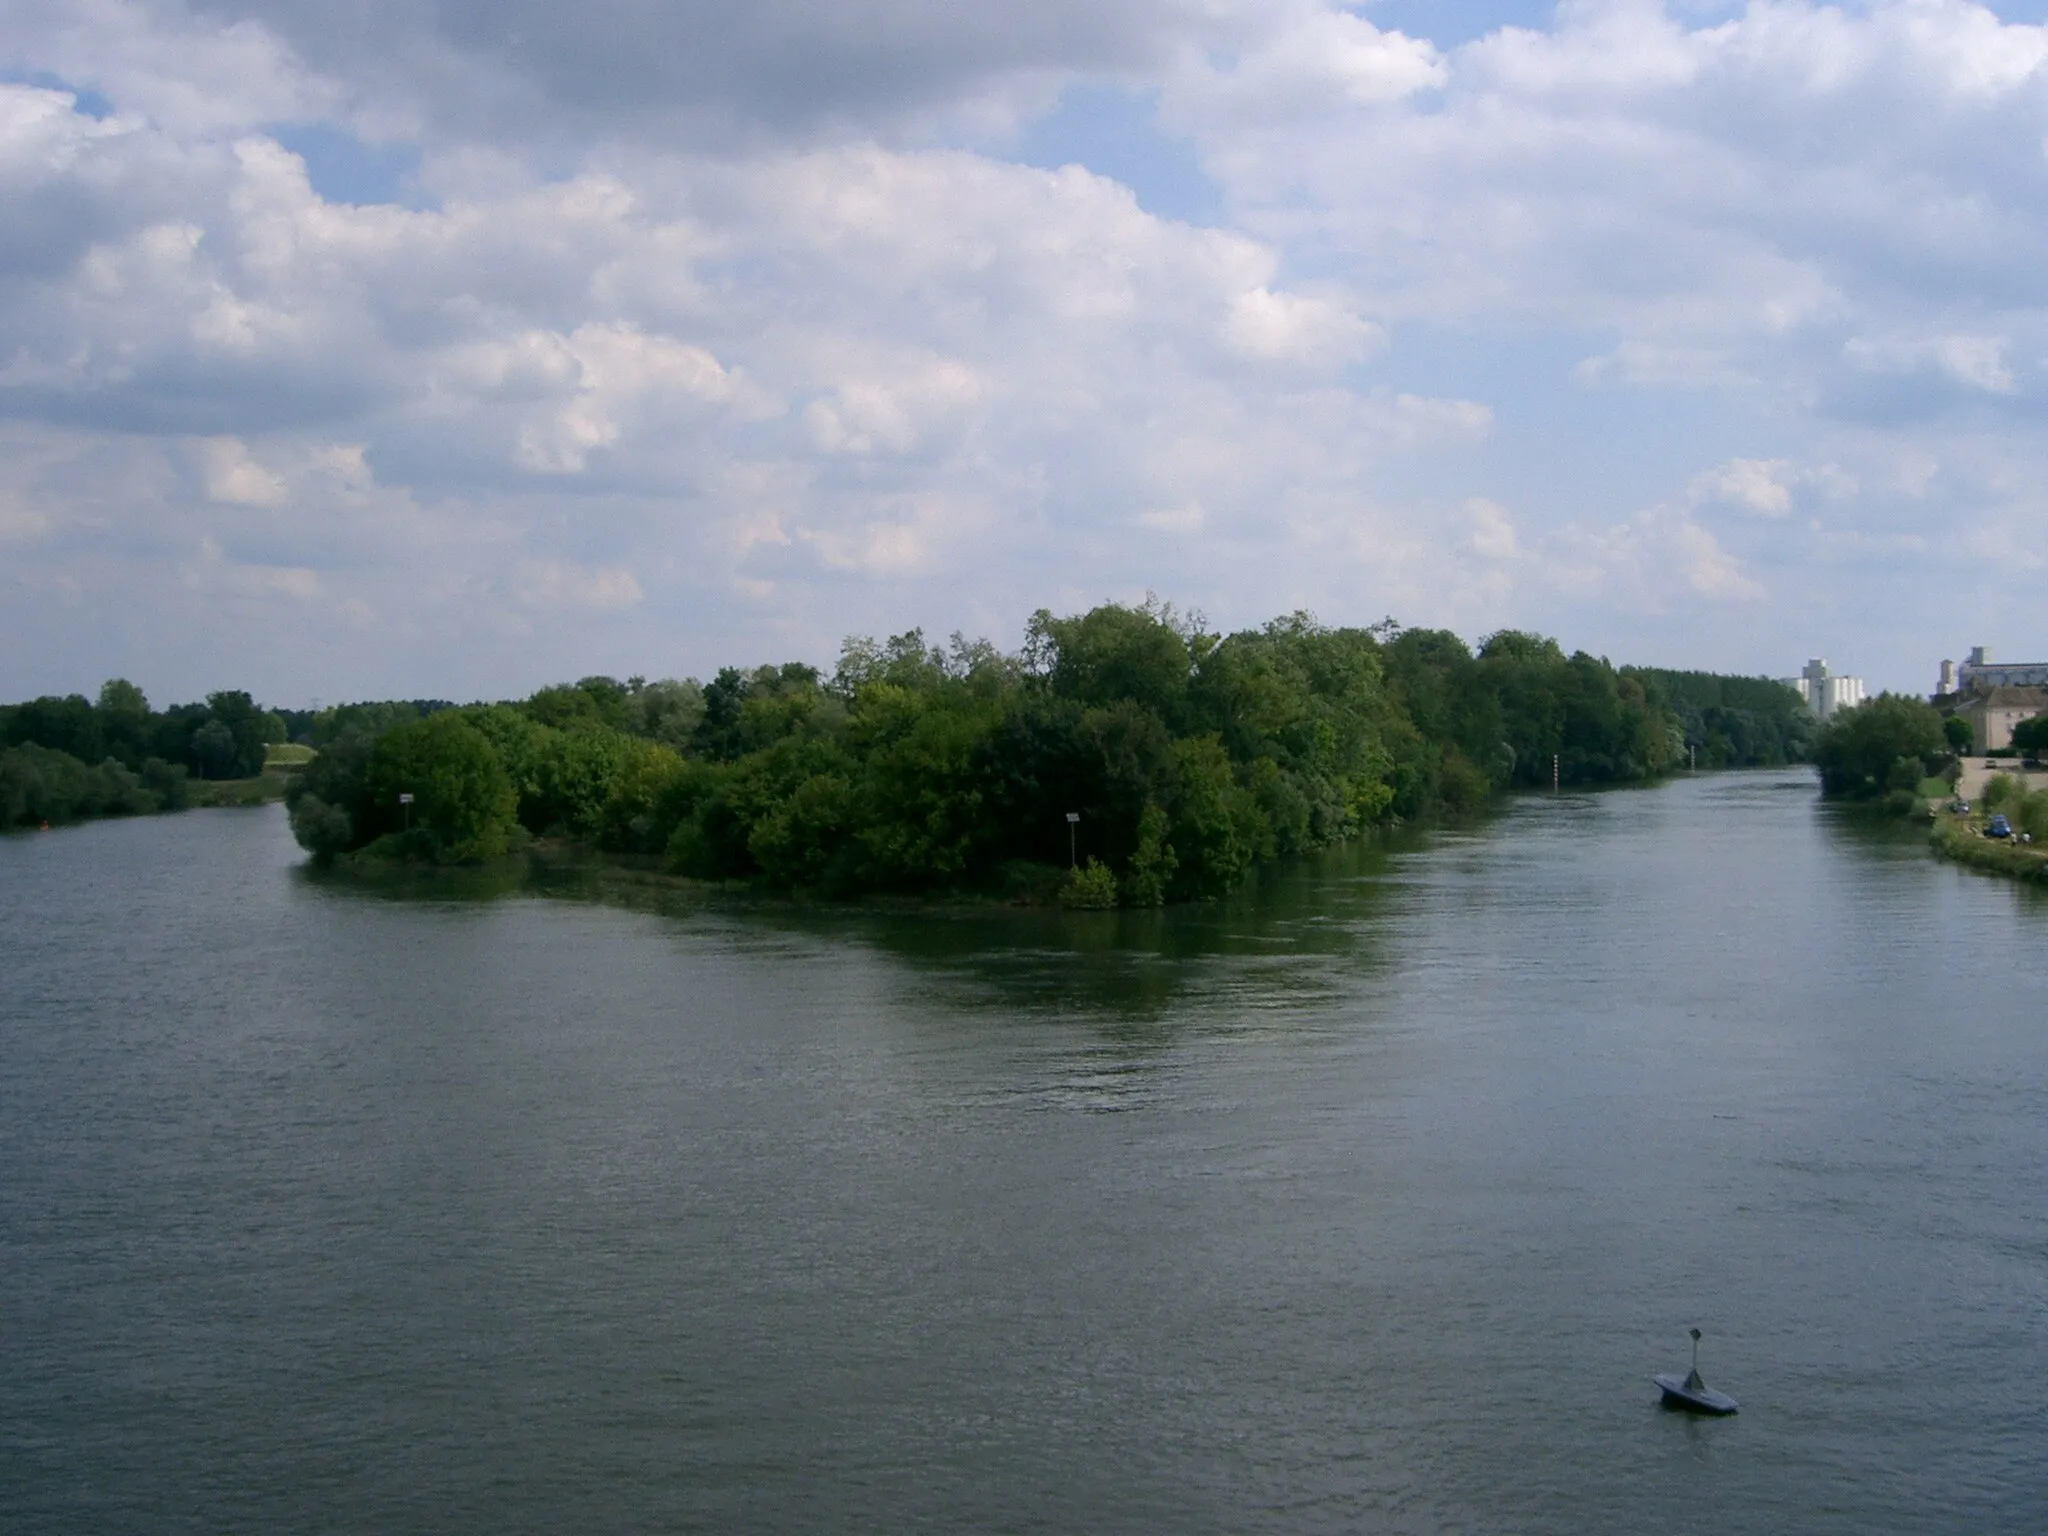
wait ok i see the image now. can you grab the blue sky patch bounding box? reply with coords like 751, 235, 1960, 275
4, 68, 111, 117
268, 123, 425, 209
1007, 84, 1222, 227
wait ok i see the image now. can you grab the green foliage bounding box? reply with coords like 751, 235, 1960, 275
528, 727, 636, 838
0, 678, 289, 828
265, 600, 1732, 899
2017, 790, 2048, 842
363, 714, 519, 862
1061, 857, 1120, 908
2007, 713, 2048, 757
597, 740, 691, 853
287, 793, 353, 859
691, 664, 827, 761
310, 700, 449, 747
200, 690, 283, 778
3, 694, 104, 764
1814, 694, 1946, 799
1887, 755, 1927, 794
0, 744, 158, 826
140, 757, 190, 809
97, 679, 153, 766
17, 600, 1778, 900
1630, 669, 1815, 768
285, 728, 376, 852
523, 678, 632, 733
622, 678, 705, 750
1945, 714, 1977, 753
1122, 802, 1177, 905
1029, 599, 1196, 724
458, 704, 552, 820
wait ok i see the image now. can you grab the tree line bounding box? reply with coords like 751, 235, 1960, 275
275, 601, 1808, 903
1, 683, 287, 829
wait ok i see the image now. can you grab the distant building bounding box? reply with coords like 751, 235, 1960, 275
1949, 686, 2048, 754
1952, 646, 2048, 692
1779, 658, 1866, 721
1932, 648, 2048, 752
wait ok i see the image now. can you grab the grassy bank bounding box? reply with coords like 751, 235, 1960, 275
1930, 816, 2048, 882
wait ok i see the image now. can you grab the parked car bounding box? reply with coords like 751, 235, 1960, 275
1988, 814, 2013, 839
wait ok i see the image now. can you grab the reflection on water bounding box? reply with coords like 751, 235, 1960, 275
8, 774, 2048, 1534
506, 830, 1422, 1027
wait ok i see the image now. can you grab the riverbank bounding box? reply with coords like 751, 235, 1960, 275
1930, 814, 2048, 883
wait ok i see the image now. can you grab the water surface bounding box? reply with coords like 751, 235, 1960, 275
4, 773, 2046, 1531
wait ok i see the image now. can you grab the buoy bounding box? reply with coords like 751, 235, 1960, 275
1652, 1326, 1738, 1414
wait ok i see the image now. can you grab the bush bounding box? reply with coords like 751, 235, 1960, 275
1061, 857, 1120, 908
0, 744, 160, 825
1121, 803, 1177, 906
140, 757, 189, 809
2016, 790, 2048, 843
288, 794, 354, 860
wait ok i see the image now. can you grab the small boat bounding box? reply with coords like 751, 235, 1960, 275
1653, 1328, 1738, 1414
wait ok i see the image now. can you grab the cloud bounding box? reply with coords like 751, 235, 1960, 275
1546, 504, 1766, 608
512, 559, 644, 611
0, 490, 52, 542
1689, 457, 1794, 517
1467, 498, 1518, 560
202, 434, 287, 504
1171, 5, 1445, 124
4, 1, 2048, 702
1220, 287, 1382, 368
1137, 503, 1205, 535
135, 0, 1256, 145
1843, 331, 2017, 394
183, 535, 319, 599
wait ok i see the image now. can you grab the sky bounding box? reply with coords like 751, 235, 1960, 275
5, 0, 2048, 706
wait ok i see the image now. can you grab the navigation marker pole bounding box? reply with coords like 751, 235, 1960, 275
1066, 811, 1080, 869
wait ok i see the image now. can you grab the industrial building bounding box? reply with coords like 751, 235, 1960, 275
1779, 658, 1866, 721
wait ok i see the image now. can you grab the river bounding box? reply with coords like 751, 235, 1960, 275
3, 771, 2045, 1532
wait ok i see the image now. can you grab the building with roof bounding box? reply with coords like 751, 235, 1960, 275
1951, 646, 2048, 692
1931, 649, 2048, 753
1946, 686, 2048, 754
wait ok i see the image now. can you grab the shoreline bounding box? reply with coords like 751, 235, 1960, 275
1929, 815, 2048, 884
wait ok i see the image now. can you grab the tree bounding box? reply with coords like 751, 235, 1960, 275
2009, 714, 2048, 756
528, 727, 636, 838
622, 678, 705, 749
1029, 600, 1197, 725
4, 694, 103, 763
1944, 713, 1976, 753
363, 714, 518, 861
1814, 694, 1945, 798
97, 679, 152, 767
188, 719, 239, 780
201, 691, 277, 777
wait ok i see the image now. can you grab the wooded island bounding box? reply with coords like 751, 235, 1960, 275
5, 601, 1816, 903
